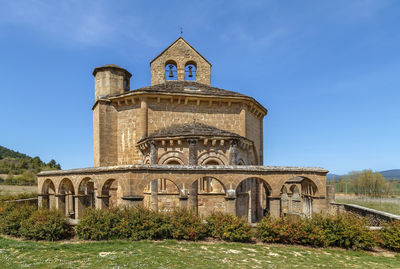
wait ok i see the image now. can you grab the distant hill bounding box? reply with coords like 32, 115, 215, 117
327, 170, 400, 181
0, 145, 29, 159
380, 169, 400, 180
0, 145, 61, 185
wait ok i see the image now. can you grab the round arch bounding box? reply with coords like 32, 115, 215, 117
184, 60, 197, 81
158, 151, 186, 165
165, 60, 178, 80
77, 177, 95, 209
101, 178, 120, 209
279, 176, 318, 217
203, 158, 223, 165
58, 178, 75, 218
188, 176, 227, 217
198, 151, 228, 165
235, 177, 271, 223
144, 177, 181, 212
41, 178, 55, 209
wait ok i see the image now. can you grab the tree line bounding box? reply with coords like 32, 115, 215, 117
334, 170, 398, 197
0, 145, 61, 185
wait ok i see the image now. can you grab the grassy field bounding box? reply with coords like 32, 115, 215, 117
335, 194, 400, 216
0, 237, 399, 269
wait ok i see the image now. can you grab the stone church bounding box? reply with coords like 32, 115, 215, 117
38, 37, 329, 222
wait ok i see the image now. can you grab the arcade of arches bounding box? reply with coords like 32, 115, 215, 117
38, 37, 330, 222
38, 166, 328, 222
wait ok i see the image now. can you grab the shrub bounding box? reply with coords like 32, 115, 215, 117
256, 214, 375, 250
380, 220, 400, 252
256, 216, 304, 245
20, 209, 73, 241
316, 214, 375, 250
0, 203, 35, 237
75, 208, 120, 240
206, 212, 253, 242
116, 207, 171, 240
168, 208, 207, 240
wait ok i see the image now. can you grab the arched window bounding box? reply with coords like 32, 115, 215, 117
185, 61, 196, 81
165, 60, 177, 80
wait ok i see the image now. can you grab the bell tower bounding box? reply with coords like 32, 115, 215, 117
150, 37, 212, 86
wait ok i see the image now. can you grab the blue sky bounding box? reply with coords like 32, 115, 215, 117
0, 0, 399, 175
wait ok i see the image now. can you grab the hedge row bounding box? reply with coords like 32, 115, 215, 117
0, 203, 72, 240
76, 208, 252, 242
1, 202, 400, 252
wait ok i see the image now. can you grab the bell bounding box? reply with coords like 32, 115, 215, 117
188, 66, 193, 78
168, 65, 174, 78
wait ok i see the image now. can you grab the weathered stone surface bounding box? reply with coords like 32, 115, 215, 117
39, 37, 329, 222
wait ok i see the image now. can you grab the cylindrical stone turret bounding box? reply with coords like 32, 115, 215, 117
93, 64, 132, 101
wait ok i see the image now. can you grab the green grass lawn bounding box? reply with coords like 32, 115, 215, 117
0, 237, 399, 268
335, 195, 400, 216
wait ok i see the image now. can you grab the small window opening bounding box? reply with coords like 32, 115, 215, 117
123, 79, 129, 91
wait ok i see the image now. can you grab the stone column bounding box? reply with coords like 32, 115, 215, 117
179, 196, 188, 209
269, 197, 281, 218
95, 195, 108, 210
138, 97, 148, 139
149, 140, 157, 164
189, 180, 198, 214
188, 139, 198, 165
229, 139, 239, 165
55, 194, 66, 214
225, 188, 237, 216
49, 194, 55, 209
74, 195, 86, 219
37, 194, 46, 209
326, 185, 335, 209
150, 180, 158, 211
225, 198, 236, 216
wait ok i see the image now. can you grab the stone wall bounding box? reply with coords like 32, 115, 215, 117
147, 100, 244, 136
93, 101, 118, 167
38, 165, 328, 221
150, 38, 211, 86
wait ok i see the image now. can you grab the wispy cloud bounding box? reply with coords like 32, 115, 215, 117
0, 0, 160, 47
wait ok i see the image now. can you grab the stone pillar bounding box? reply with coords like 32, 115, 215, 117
177, 63, 185, 81
229, 139, 239, 165
269, 197, 281, 218
326, 185, 335, 208
189, 180, 198, 214
225, 198, 236, 216
188, 139, 198, 165
96, 195, 108, 210
150, 180, 158, 211
138, 97, 148, 139
37, 194, 44, 209
49, 194, 55, 209
150, 140, 157, 164
55, 194, 66, 214
225, 188, 236, 216
74, 195, 86, 219
179, 196, 188, 209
